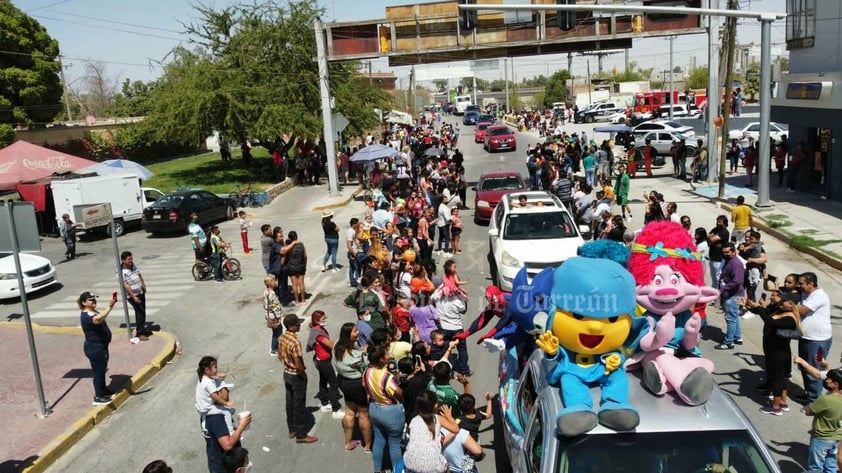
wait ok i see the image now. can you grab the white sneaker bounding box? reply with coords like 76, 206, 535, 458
332, 409, 346, 419
443, 252, 453, 258
626, 216, 633, 222
741, 312, 756, 320
331, 268, 340, 273
319, 404, 333, 412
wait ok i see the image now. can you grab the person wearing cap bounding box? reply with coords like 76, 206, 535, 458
79, 291, 117, 405
278, 313, 318, 443
804, 369, 842, 473
744, 290, 801, 415
188, 213, 207, 263
321, 209, 340, 273
60, 213, 81, 260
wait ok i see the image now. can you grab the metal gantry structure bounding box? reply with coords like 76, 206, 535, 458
458, 1, 786, 206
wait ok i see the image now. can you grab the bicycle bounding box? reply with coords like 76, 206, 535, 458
192, 251, 242, 281
228, 183, 262, 208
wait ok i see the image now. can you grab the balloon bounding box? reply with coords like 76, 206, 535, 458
713, 116, 723, 128
403, 249, 416, 262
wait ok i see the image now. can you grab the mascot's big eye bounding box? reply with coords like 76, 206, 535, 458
608, 316, 618, 323
653, 275, 664, 286
669, 273, 681, 285
573, 314, 584, 320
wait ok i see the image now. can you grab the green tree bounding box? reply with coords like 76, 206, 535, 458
542, 70, 571, 107
108, 79, 155, 117
686, 66, 709, 89
138, 0, 389, 150
0, 1, 63, 146
432, 79, 448, 92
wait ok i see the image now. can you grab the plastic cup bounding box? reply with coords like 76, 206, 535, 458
238, 411, 251, 430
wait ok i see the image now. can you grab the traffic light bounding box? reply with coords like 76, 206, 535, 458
458, 0, 478, 31
556, 0, 576, 32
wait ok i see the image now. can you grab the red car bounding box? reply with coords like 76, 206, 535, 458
473, 170, 526, 224
474, 122, 493, 143
484, 125, 516, 152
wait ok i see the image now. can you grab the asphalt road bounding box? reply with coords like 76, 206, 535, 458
8, 111, 831, 473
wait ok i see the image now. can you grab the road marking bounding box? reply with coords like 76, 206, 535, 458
29, 308, 160, 319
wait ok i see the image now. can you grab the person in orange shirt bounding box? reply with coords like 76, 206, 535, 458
642, 139, 655, 177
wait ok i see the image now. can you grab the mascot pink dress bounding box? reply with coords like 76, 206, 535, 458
627, 221, 720, 405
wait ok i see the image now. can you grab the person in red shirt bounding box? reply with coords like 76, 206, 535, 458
391, 291, 412, 343
306, 310, 345, 419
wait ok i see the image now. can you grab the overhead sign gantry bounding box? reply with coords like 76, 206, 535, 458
324, 0, 704, 65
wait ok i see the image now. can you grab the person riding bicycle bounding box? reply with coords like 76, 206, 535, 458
209, 225, 230, 283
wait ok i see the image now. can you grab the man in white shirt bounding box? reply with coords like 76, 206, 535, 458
796, 271, 833, 404
435, 199, 452, 256
433, 289, 470, 376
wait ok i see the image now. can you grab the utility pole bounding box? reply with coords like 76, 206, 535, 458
706, 0, 720, 184
59, 55, 73, 122
567, 52, 573, 102
586, 60, 592, 104
409, 66, 416, 116
717, 0, 738, 199
314, 18, 340, 197
668, 36, 675, 120
624, 49, 629, 75
504, 58, 509, 113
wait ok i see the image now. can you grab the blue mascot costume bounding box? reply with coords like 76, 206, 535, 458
535, 256, 643, 437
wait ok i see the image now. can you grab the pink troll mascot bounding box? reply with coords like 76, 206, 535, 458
627, 221, 719, 405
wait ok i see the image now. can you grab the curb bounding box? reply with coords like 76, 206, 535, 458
21, 327, 177, 473
312, 186, 364, 212
715, 201, 842, 273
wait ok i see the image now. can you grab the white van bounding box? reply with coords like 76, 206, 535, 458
454, 95, 472, 115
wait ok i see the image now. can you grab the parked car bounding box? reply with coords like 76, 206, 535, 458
632, 119, 695, 138
654, 103, 702, 119
474, 122, 493, 143
484, 125, 517, 152
608, 110, 629, 124
0, 252, 58, 300
728, 121, 789, 143
473, 170, 526, 224
141, 190, 236, 235
498, 348, 781, 473
575, 102, 623, 123
634, 131, 698, 157
488, 191, 583, 291
462, 111, 479, 125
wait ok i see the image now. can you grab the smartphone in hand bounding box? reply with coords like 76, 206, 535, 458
111, 291, 118, 302
817, 347, 825, 364
761, 293, 767, 301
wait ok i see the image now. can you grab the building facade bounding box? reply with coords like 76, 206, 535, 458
770, 1, 841, 200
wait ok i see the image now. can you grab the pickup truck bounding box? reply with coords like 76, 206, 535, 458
574, 102, 623, 123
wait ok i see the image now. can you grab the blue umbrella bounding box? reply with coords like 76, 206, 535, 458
350, 144, 399, 162
83, 159, 154, 180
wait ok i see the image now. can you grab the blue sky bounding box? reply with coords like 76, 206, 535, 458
12, 0, 787, 86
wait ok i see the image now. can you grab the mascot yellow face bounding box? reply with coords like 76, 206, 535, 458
552, 309, 633, 356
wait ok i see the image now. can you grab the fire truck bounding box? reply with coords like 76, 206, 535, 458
632, 90, 706, 116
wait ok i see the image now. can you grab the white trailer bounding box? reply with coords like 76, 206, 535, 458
51, 174, 163, 237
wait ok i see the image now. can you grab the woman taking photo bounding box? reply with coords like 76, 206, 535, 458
333, 323, 373, 452
79, 291, 117, 405
307, 310, 345, 419
281, 231, 308, 305
321, 210, 340, 272
263, 275, 283, 355
363, 345, 404, 473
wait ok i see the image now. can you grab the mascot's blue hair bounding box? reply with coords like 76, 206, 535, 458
577, 239, 630, 267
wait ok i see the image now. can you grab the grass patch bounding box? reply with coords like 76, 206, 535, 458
767, 219, 792, 229
143, 149, 276, 194
799, 228, 820, 235
789, 235, 842, 251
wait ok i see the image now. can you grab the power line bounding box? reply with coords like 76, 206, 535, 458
35, 9, 184, 34
33, 14, 184, 41
25, 0, 72, 13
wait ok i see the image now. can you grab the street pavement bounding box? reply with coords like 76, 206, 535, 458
1, 115, 840, 473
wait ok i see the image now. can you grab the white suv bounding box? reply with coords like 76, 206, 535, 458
488, 191, 584, 292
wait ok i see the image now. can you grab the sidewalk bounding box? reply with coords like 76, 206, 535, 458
0, 322, 175, 473
690, 173, 842, 271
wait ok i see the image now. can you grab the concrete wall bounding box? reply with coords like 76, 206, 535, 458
789, 2, 842, 73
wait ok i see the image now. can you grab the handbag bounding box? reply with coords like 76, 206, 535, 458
776, 314, 805, 339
